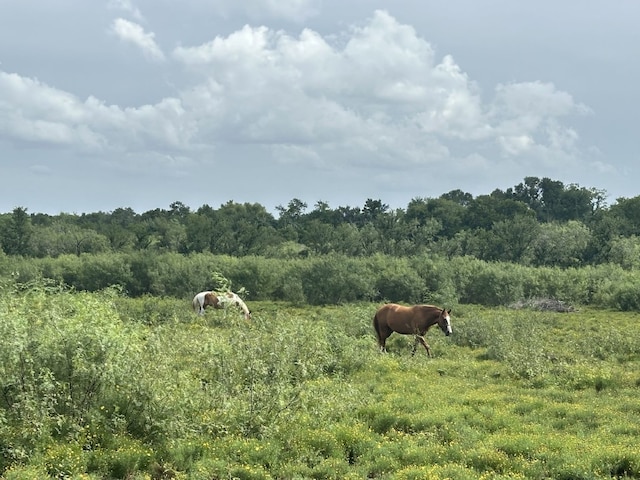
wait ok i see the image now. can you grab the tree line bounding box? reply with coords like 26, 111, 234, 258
2, 176, 640, 269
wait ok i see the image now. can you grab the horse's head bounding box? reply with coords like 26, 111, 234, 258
438, 308, 452, 336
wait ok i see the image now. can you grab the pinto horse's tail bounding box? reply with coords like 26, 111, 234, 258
192, 297, 198, 313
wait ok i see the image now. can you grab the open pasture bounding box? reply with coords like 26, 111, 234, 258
2, 286, 640, 479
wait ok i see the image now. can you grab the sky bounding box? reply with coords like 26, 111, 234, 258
1, 1, 639, 216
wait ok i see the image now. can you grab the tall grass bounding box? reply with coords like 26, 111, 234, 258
2, 284, 640, 478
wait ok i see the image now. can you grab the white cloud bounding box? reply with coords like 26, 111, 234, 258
110, 18, 165, 62
172, 9, 555, 167
0, 10, 592, 180
0, 72, 193, 156
498, 134, 535, 156
0, 72, 104, 149
489, 81, 589, 162
493, 81, 588, 117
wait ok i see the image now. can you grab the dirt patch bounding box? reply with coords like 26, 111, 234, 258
508, 298, 575, 313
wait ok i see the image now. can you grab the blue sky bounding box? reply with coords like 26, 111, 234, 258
1, 0, 638, 214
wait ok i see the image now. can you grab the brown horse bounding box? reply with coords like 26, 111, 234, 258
373, 304, 452, 356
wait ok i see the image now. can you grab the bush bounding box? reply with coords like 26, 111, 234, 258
301, 255, 376, 305
367, 254, 426, 303
0, 283, 145, 468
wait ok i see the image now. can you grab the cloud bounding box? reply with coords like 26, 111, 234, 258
110, 18, 165, 62
170, 10, 590, 168
1, 10, 594, 180
489, 81, 589, 162
0, 72, 105, 149
0, 71, 192, 156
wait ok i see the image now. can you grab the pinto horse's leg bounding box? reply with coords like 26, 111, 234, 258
414, 335, 432, 357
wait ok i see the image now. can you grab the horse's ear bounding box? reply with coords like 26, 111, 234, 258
447, 309, 451, 314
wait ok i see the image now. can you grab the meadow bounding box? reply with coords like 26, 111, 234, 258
2, 283, 640, 479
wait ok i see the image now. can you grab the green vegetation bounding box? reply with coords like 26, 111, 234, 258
2, 281, 640, 479
3, 252, 640, 311
3, 176, 640, 477
2, 176, 640, 270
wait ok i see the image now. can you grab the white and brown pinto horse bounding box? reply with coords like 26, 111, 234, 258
373, 304, 452, 356
192, 291, 252, 320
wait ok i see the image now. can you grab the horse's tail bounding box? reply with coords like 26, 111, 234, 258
192, 292, 206, 314
372, 312, 382, 345
192, 295, 199, 313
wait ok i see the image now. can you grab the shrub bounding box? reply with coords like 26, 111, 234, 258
301, 255, 376, 305
366, 254, 426, 303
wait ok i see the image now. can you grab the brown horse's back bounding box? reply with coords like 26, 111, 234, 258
376, 303, 420, 334
373, 303, 414, 350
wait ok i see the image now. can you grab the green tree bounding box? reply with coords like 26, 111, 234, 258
276, 198, 308, 240
490, 215, 539, 263
509, 177, 602, 222
169, 200, 191, 220
300, 219, 334, 255
30, 221, 110, 257
464, 195, 532, 230
152, 217, 187, 252
211, 201, 279, 255
307, 200, 344, 226
607, 236, 640, 270
332, 223, 365, 256
607, 196, 640, 236
361, 198, 389, 224
406, 197, 465, 238
440, 189, 473, 206
531, 221, 591, 267
185, 212, 215, 252
584, 209, 624, 264
1, 207, 33, 256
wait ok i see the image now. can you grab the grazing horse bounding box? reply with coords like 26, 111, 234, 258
373, 304, 452, 356
192, 291, 252, 320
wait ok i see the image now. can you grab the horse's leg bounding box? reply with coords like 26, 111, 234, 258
373, 314, 390, 353
379, 328, 395, 353
198, 299, 207, 315
378, 334, 388, 353
415, 335, 432, 357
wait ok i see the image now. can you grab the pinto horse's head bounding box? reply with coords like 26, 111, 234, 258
438, 308, 453, 336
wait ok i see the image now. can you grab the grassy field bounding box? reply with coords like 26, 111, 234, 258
2, 286, 640, 479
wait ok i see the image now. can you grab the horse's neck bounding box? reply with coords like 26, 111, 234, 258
213, 291, 250, 318
419, 305, 441, 327
235, 297, 250, 314
214, 292, 241, 308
